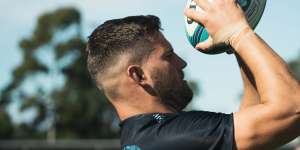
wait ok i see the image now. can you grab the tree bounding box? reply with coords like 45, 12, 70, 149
0, 7, 118, 139
0, 6, 202, 140
288, 52, 300, 81
0, 110, 13, 139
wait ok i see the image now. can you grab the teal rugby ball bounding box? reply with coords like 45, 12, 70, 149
185, 0, 267, 54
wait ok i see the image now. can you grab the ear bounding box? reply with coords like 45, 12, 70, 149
127, 65, 146, 84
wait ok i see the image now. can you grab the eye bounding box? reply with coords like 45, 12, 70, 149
166, 52, 173, 57
164, 52, 174, 59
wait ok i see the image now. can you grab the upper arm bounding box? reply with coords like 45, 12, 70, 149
233, 102, 300, 150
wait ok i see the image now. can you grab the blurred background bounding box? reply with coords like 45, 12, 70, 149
0, 0, 299, 149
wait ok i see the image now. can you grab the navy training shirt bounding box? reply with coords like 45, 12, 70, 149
120, 111, 234, 150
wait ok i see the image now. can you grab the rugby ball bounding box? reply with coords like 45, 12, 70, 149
185, 0, 267, 54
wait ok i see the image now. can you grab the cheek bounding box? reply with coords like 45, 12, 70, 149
167, 65, 180, 78
149, 61, 180, 84
162, 64, 181, 81
150, 67, 169, 85
163, 70, 182, 88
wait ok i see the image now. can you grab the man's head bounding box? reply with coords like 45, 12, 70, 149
86, 15, 193, 112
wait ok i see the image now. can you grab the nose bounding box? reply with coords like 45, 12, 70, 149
174, 53, 187, 69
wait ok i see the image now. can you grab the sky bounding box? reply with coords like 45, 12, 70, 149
0, 0, 300, 123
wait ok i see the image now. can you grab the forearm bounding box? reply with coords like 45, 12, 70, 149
184, 1, 300, 148
184, 0, 299, 112
232, 28, 300, 108
235, 53, 261, 110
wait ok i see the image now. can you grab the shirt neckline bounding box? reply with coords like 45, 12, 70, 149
119, 112, 180, 127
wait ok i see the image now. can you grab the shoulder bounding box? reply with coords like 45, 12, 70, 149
120, 111, 233, 135
175, 111, 233, 126
167, 111, 233, 134
120, 111, 234, 147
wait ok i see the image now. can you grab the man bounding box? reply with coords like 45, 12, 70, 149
86, 0, 300, 149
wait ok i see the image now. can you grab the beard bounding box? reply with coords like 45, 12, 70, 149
151, 69, 193, 112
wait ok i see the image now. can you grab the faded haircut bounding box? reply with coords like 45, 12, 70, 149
86, 15, 162, 89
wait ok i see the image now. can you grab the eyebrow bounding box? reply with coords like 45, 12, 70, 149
165, 44, 174, 53
161, 46, 174, 58
162, 47, 173, 56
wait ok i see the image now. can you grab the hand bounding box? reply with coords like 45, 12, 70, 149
184, 0, 251, 50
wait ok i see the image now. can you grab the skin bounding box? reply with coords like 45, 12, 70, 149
98, 1, 299, 149
104, 32, 189, 121
184, 0, 300, 149
235, 53, 260, 111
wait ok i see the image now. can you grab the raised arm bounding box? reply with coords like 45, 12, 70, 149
235, 53, 261, 110
231, 26, 300, 150
184, 0, 300, 149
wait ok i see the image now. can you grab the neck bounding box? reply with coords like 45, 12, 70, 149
112, 97, 174, 121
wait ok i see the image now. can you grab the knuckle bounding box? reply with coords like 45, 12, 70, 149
201, 16, 209, 25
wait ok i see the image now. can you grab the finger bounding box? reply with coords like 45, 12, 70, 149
184, 8, 206, 25
195, 36, 213, 50
194, 0, 210, 10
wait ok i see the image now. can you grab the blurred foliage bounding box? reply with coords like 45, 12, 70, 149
0, 111, 13, 139
0, 7, 118, 139
288, 52, 300, 81
3, 4, 299, 142
188, 80, 200, 96
0, 4, 294, 149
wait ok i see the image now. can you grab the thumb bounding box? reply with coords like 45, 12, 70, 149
195, 36, 213, 51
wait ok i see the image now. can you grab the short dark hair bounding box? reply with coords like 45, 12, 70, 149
86, 15, 162, 88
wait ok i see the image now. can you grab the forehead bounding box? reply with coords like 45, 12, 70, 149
152, 32, 173, 54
